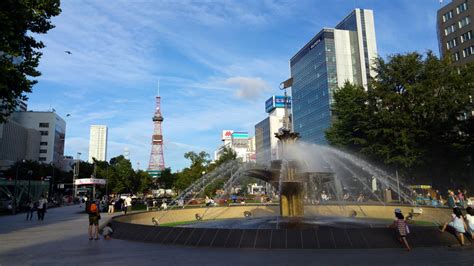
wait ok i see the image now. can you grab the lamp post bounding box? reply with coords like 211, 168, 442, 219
49, 162, 55, 201
27, 170, 33, 201
73, 152, 81, 197
12, 163, 19, 215
105, 164, 109, 198
12, 159, 26, 215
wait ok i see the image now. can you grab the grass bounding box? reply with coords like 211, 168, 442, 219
160, 220, 196, 227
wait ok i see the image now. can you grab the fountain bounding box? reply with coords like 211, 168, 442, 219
245, 128, 335, 222
109, 97, 463, 248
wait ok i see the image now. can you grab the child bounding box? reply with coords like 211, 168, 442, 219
389, 208, 411, 251
440, 207, 467, 245
465, 207, 474, 240
102, 223, 113, 240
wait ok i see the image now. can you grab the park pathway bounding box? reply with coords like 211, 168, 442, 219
1, 205, 474, 265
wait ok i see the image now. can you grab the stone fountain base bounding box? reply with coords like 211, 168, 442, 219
110, 204, 467, 249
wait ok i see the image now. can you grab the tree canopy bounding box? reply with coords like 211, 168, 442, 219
326, 52, 474, 186
0, 0, 61, 121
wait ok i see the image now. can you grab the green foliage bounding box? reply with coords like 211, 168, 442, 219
4, 160, 69, 182
156, 167, 174, 189
210, 146, 237, 171
0, 0, 61, 121
326, 51, 474, 184
174, 151, 210, 192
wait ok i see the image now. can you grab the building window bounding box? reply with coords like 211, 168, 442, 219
445, 24, 456, 36
443, 10, 454, 22
39, 157, 47, 162
461, 31, 473, 43
447, 38, 458, 49
39, 149, 47, 153
457, 2, 468, 14
40, 131, 48, 136
452, 52, 460, 61
40, 141, 48, 146
462, 46, 474, 57
459, 16, 470, 28
39, 122, 49, 128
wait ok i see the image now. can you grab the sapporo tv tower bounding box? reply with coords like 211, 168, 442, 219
147, 83, 165, 178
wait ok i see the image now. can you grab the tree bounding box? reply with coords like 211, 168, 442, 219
174, 151, 210, 192
0, 0, 61, 121
108, 155, 135, 194
156, 168, 174, 189
326, 51, 474, 185
136, 170, 153, 193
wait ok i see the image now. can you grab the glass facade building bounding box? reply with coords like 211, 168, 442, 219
290, 9, 378, 144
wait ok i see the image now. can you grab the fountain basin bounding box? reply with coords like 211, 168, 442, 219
111, 204, 462, 249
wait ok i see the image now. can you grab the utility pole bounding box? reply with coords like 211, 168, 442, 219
105, 164, 109, 197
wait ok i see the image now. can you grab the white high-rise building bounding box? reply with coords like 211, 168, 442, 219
9, 111, 66, 164
88, 125, 108, 163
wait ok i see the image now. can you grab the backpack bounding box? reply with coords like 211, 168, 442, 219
90, 203, 97, 213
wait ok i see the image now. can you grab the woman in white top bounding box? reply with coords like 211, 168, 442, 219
440, 207, 467, 245
465, 207, 474, 240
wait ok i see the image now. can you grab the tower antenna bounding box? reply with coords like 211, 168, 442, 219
157, 79, 160, 97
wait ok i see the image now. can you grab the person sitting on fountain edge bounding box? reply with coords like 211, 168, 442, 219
440, 207, 467, 246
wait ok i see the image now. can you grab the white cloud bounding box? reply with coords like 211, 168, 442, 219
224, 76, 272, 100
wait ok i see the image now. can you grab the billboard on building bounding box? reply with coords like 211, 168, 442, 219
221, 130, 234, 141
265, 95, 292, 113
232, 132, 249, 139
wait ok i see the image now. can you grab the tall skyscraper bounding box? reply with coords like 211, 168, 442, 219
437, 0, 473, 65
88, 125, 108, 163
290, 8, 378, 144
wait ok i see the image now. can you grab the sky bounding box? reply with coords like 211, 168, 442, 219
28, 0, 443, 171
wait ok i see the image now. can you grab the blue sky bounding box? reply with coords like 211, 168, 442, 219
28, 0, 442, 171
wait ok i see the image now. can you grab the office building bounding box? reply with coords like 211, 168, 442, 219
215, 130, 254, 162
10, 111, 66, 164
88, 125, 108, 162
255, 96, 291, 165
290, 8, 378, 144
0, 119, 40, 169
437, 0, 474, 65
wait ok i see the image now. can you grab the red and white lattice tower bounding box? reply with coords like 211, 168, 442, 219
147, 95, 165, 178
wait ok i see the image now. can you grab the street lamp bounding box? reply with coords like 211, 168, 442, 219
49, 162, 55, 202
105, 163, 109, 198
27, 170, 33, 201
12, 159, 26, 215
73, 152, 81, 197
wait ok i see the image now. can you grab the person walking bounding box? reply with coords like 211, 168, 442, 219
108, 198, 115, 214
124, 195, 132, 215
87, 200, 100, 240
26, 198, 34, 221
37, 195, 48, 221
389, 208, 411, 251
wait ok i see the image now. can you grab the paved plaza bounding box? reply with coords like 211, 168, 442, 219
1, 205, 474, 265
